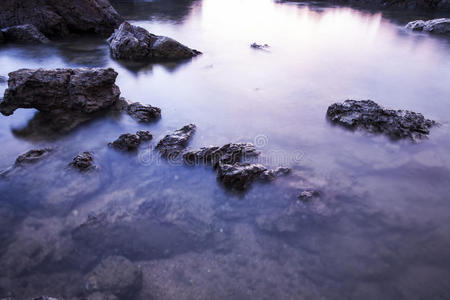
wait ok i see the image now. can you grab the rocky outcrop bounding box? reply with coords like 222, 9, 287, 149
0, 68, 121, 131
1, 24, 50, 43
109, 131, 152, 151
0, 0, 123, 39
184, 143, 290, 191
70, 152, 97, 171
327, 100, 436, 141
405, 18, 450, 34
107, 22, 201, 61
85, 256, 142, 299
156, 124, 196, 158
126, 101, 161, 122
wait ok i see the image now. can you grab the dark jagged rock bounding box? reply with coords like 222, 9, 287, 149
250, 42, 269, 49
259, 167, 291, 181
183, 143, 259, 166
15, 148, 53, 166
1, 24, 50, 44
109, 131, 152, 151
217, 163, 268, 191
0, 68, 121, 131
298, 190, 320, 201
405, 18, 450, 34
327, 100, 436, 141
85, 256, 142, 299
70, 152, 96, 171
156, 124, 196, 158
0, 0, 123, 39
107, 22, 201, 61
126, 101, 161, 122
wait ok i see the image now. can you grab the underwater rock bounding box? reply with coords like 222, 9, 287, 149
250, 42, 270, 49
298, 190, 320, 201
85, 256, 142, 298
15, 148, 53, 166
0, 0, 123, 39
109, 131, 152, 151
107, 22, 201, 61
405, 18, 450, 34
156, 124, 196, 158
70, 152, 96, 171
1, 24, 50, 43
327, 100, 436, 141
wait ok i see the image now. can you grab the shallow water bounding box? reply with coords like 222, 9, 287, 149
1, 0, 450, 299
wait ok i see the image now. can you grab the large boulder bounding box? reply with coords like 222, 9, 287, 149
0, 68, 121, 130
1, 24, 50, 43
0, 0, 123, 39
405, 18, 450, 34
327, 100, 436, 141
107, 22, 201, 61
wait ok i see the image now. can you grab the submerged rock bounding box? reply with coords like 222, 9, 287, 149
298, 190, 320, 201
15, 148, 53, 166
85, 256, 142, 298
156, 124, 196, 158
327, 100, 436, 141
405, 18, 450, 34
0, 68, 121, 131
107, 22, 201, 61
109, 131, 152, 151
250, 42, 270, 49
70, 152, 96, 171
1, 24, 50, 43
0, 0, 123, 39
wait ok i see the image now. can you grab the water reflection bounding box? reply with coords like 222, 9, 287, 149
1, 0, 450, 299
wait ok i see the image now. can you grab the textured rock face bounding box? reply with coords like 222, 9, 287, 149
217, 163, 268, 191
70, 152, 96, 171
0, 0, 123, 39
405, 18, 450, 34
184, 143, 259, 166
0, 68, 121, 130
1, 24, 50, 43
156, 124, 196, 158
107, 22, 201, 61
327, 100, 436, 141
85, 256, 142, 298
126, 101, 161, 122
109, 131, 152, 151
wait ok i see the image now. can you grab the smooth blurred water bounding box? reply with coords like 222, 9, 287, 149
0, 0, 450, 299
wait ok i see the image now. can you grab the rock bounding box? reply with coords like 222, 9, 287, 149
0, 68, 121, 131
1, 24, 50, 43
85, 256, 142, 298
69, 152, 96, 171
156, 124, 196, 158
15, 148, 53, 166
405, 18, 450, 34
250, 42, 269, 49
259, 167, 291, 181
109, 131, 152, 151
107, 22, 201, 61
0, 0, 123, 39
183, 143, 259, 166
126, 101, 161, 122
217, 163, 268, 191
327, 100, 436, 141
298, 190, 320, 201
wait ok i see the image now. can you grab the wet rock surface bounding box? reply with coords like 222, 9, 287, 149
327, 100, 436, 141
406, 18, 450, 34
0, 0, 123, 39
156, 124, 196, 158
126, 101, 161, 122
1, 24, 50, 44
15, 148, 53, 166
184, 143, 259, 166
107, 22, 201, 61
109, 131, 152, 151
217, 163, 268, 191
85, 256, 142, 299
0, 68, 121, 131
70, 152, 97, 171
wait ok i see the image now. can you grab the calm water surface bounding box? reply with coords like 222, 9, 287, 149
0, 0, 450, 299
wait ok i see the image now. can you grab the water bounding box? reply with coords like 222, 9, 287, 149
1, 0, 450, 299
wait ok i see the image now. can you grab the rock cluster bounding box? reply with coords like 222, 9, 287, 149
70, 152, 97, 171
109, 131, 153, 151
1, 24, 50, 44
156, 124, 196, 158
405, 18, 450, 34
107, 22, 201, 61
0, 0, 123, 39
327, 100, 436, 141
